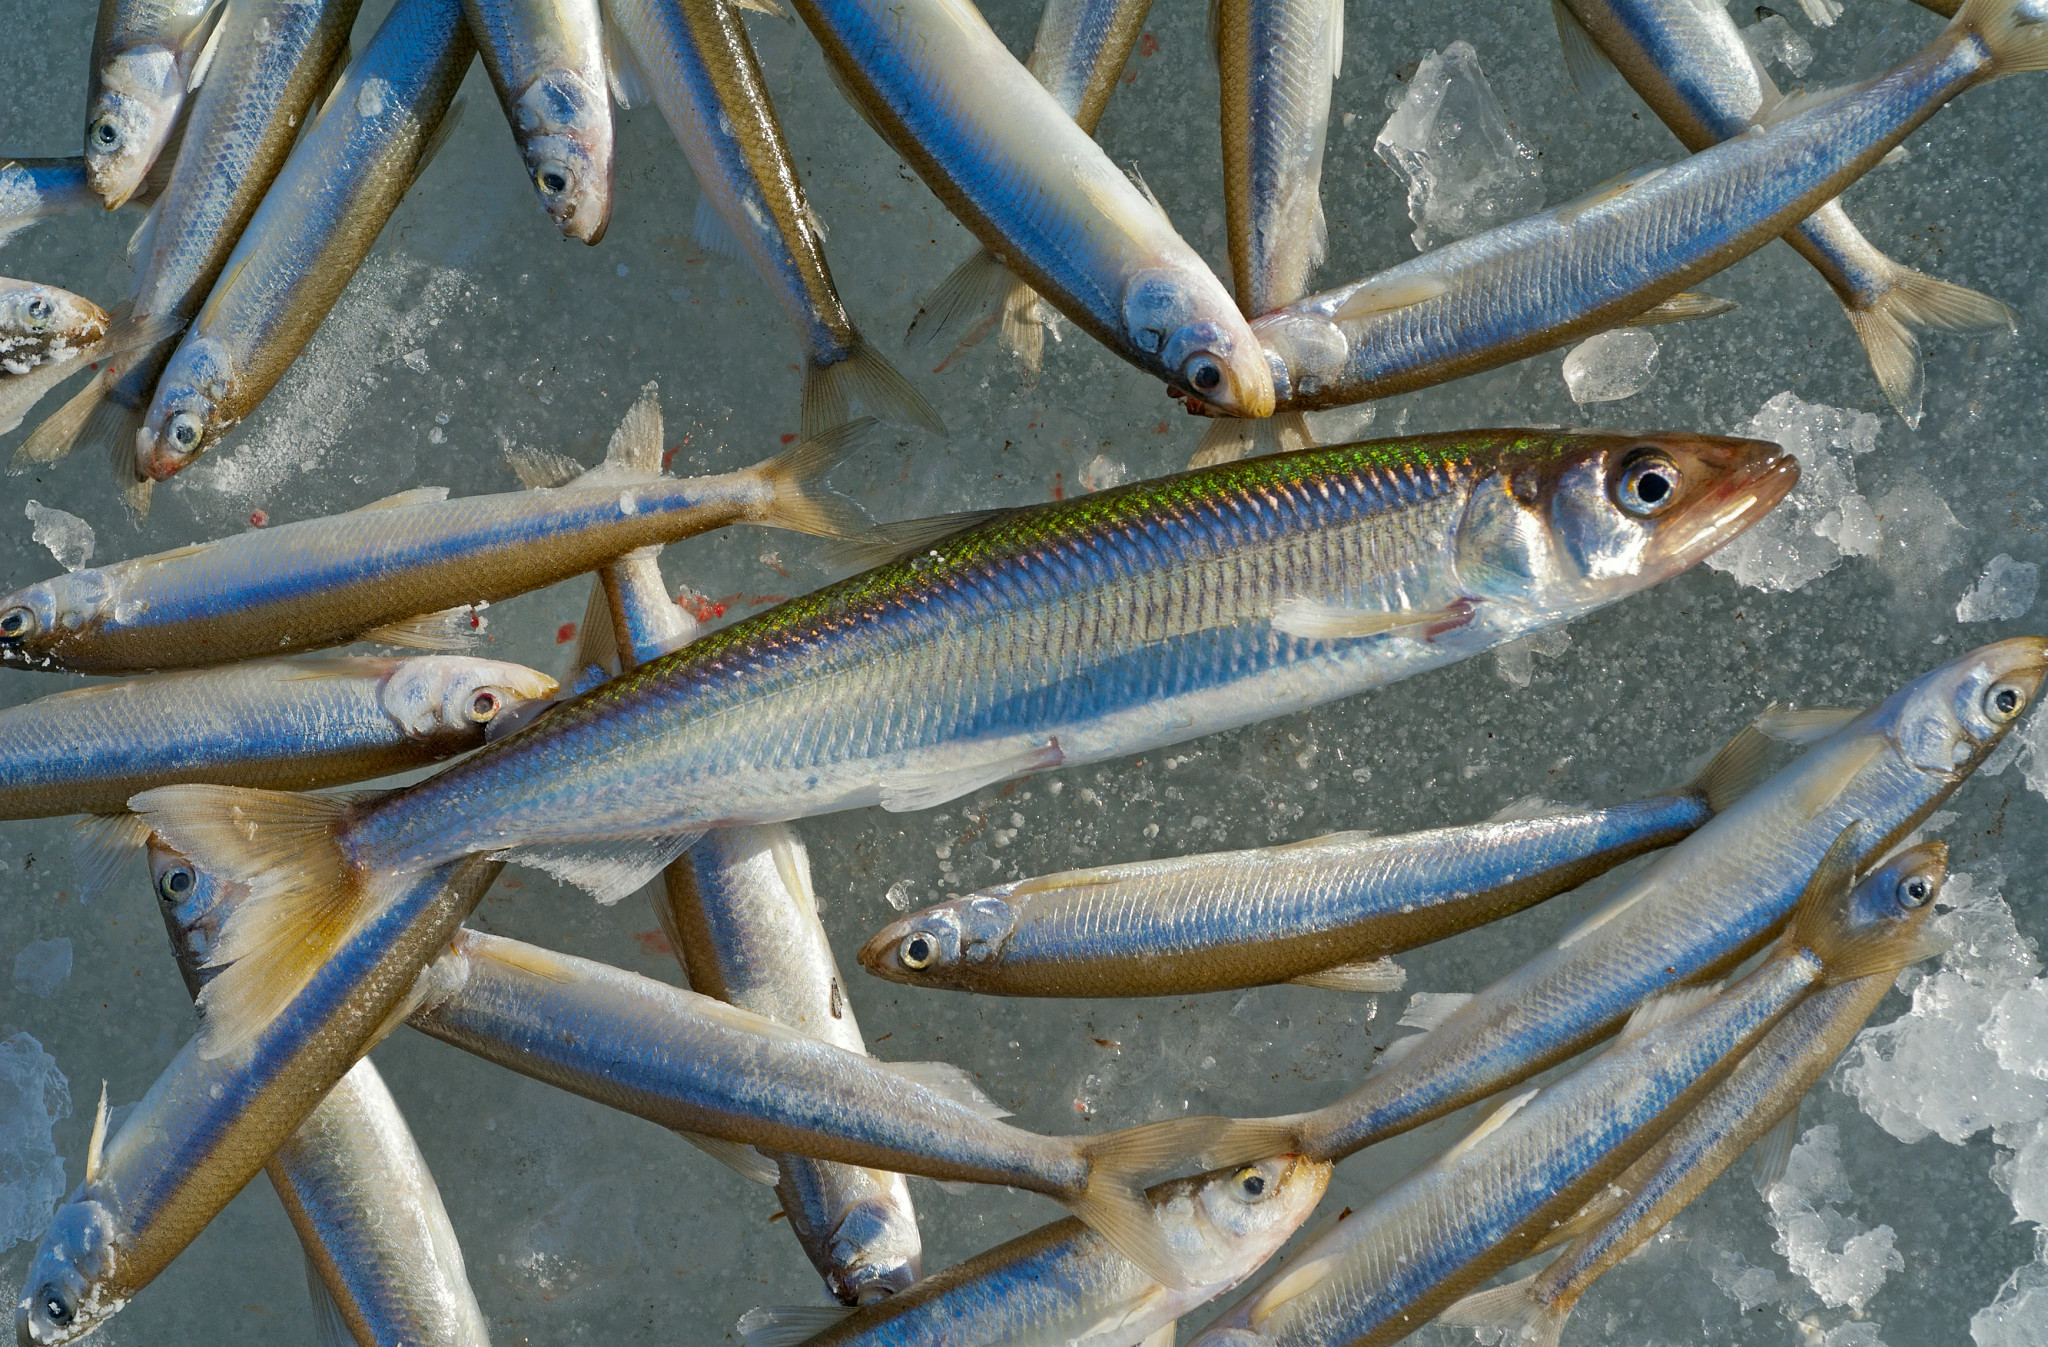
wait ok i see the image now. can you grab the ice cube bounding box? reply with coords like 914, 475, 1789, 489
1375, 41, 1543, 251
10, 939, 70, 1000
1765, 1126, 1901, 1311
1972, 1260, 2048, 1347
24, 500, 93, 572
1704, 392, 1882, 593
1561, 330, 1660, 403
1079, 454, 1131, 492
1743, 14, 1816, 76
0, 1033, 70, 1249
1494, 625, 1571, 687
1956, 555, 2040, 623
1871, 483, 1965, 599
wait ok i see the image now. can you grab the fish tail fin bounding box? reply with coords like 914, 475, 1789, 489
801, 341, 946, 439
1434, 1274, 1568, 1347
907, 249, 1052, 378
1960, 0, 2048, 77
1684, 722, 1775, 814
1843, 260, 2015, 426
10, 366, 117, 468
127, 785, 386, 1059
1070, 1117, 1300, 1286
750, 419, 884, 539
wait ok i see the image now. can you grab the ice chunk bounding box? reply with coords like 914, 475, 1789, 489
1871, 482, 1965, 599
1743, 14, 1816, 76
1764, 1126, 1901, 1310
1561, 330, 1660, 403
24, 501, 93, 572
1705, 392, 1882, 593
1494, 625, 1571, 687
1819, 1326, 1889, 1347
1375, 42, 1543, 251
1973, 1260, 2048, 1347
0, 1033, 70, 1249
10, 939, 70, 1000
1957, 555, 2040, 623
1080, 454, 1131, 493
1991, 1115, 2048, 1226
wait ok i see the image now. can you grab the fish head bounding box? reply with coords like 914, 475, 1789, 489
1877, 637, 2047, 778
16, 1196, 120, 1346
857, 892, 1018, 986
83, 48, 183, 208
823, 1192, 923, 1305
135, 336, 234, 480
1124, 270, 1275, 418
1177, 1156, 1332, 1281
146, 835, 242, 989
1454, 430, 1797, 615
1844, 840, 1948, 940
0, 284, 109, 371
0, 572, 112, 672
516, 70, 614, 244
378, 657, 561, 747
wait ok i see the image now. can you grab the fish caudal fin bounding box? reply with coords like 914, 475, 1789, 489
1961, 0, 2048, 79
1188, 412, 1316, 469
1685, 722, 1775, 814
749, 419, 884, 539
1843, 262, 2014, 427
1434, 1274, 1567, 1347
907, 249, 1055, 378
69, 814, 153, 901
801, 341, 946, 440
127, 785, 376, 1059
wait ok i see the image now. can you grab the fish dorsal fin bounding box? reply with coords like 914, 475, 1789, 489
819, 509, 1006, 572
1368, 1031, 1424, 1076
601, 383, 663, 478
505, 443, 585, 489
1615, 983, 1720, 1046
306, 1252, 352, 1347
692, 195, 745, 260
675, 1131, 779, 1185
70, 813, 152, 901
1685, 722, 1775, 814
1750, 1100, 1802, 1194
735, 1306, 856, 1347
1205, 0, 1222, 64
604, 12, 653, 108
84, 1082, 109, 1185
1289, 957, 1406, 993
139, 539, 217, 564
1754, 703, 1865, 745
496, 832, 704, 904
351, 486, 449, 512
874, 1060, 1012, 1119
363, 604, 483, 651
719, 0, 795, 19
1440, 1087, 1541, 1166
1625, 291, 1738, 326
1554, 165, 1667, 224
1398, 991, 1472, 1031
1550, 0, 1621, 96
1328, 272, 1449, 323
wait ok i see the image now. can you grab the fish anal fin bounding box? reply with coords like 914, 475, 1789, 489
1397, 991, 1473, 1031
1751, 1100, 1801, 1194
1615, 983, 1720, 1047
1625, 291, 1739, 326
364, 605, 485, 651
1289, 957, 1406, 993
875, 1060, 1011, 1119
496, 832, 704, 905
676, 1131, 779, 1185
735, 1306, 855, 1347
351, 485, 450, 512
1439, 1087, 1541, 1165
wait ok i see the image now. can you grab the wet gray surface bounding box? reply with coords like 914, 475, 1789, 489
2, 0, 2044, 1341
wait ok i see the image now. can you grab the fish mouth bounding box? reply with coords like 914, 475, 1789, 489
855, 920, 915, 981
1646, 438, 1800, 572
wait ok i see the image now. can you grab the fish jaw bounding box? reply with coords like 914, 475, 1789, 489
137, 335, 235, 481
1126, 268, 1276, 417
515, 70, 614, 244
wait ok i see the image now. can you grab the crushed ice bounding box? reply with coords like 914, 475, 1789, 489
1763, 1125, 1902, 1311
1561, 330, 1659, 403
1957, 555, 2039, 623
1705, 391, 1882, 593
1743, 13, 1816, 77
1494, 625, 1570, 687
0, 1033, 70, 1249
1376, 41, 1543, 251
24, 500, 93, 572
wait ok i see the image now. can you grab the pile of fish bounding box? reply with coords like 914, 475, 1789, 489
0, 0, 2042, 1341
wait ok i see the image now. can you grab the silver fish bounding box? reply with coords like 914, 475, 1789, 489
858, 724, 1766, 999
84, 0, 224, 207
1191, 829, 1943, 1347
134, 0, 474, 482
1437, 842, 1950, 1347
1555, 0, 2012, 424
1251, 637, 2046, 1165
144, 840, 493, 1347
735, 1156, 1331, 1347
464, 0, 612, 241
1236, 0, 2048, 415
0, 281, 108, 378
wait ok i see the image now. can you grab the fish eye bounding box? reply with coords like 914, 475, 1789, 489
1233, 1165, 1269, 1199
1185, 355, 1223, 394
898, 932, 937, 969
536, 163, 572, 196
467, 689, 501, 722
24, 296, 52, 326
167, 411, 203, 451
39, 1283, 71, 1325
1614, 450, 1682, 517
1898, 874, 1933, 908
155, 866, 194, 902
90, 118, 120, 148
1985, 682, 2027, 723
0, 607, 36, 640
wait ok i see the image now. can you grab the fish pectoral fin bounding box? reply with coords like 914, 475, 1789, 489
185, 0, 231, 90
84, 1083, 109, 1186
874, 1060, 1012, 1119
1553, 164, 1667, 224
1750, 1100, 1802, 1195
1614, 983, 1720, 1047
735, 1306, 856, 1347
1625, 291, 1739, 326
1270, 597, 1472, 641
603, 13, 652, 108
364, 605, 485, 651
818, 508, 1007, 572
1753, 703, 1865, 745
878, 740, 1065, 813
1549, 0, 1621, 97
1397, 991, 1472, 1031
1289, 957, 1407, 993
674, 1131, 779, 1185
691, 195, 746, 261
70, 813, 152, 901
1438, 1087, 1542, 1165
1251, 1253, 1346, 1324
495, 832, 705, 905
351, 485, 451, 511
1073, 1289, 1170, 1345
305, 1252, 354, 1347
127, 192, 164, 263
1327, 272, 1449, 323
504, 443, 585, 489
